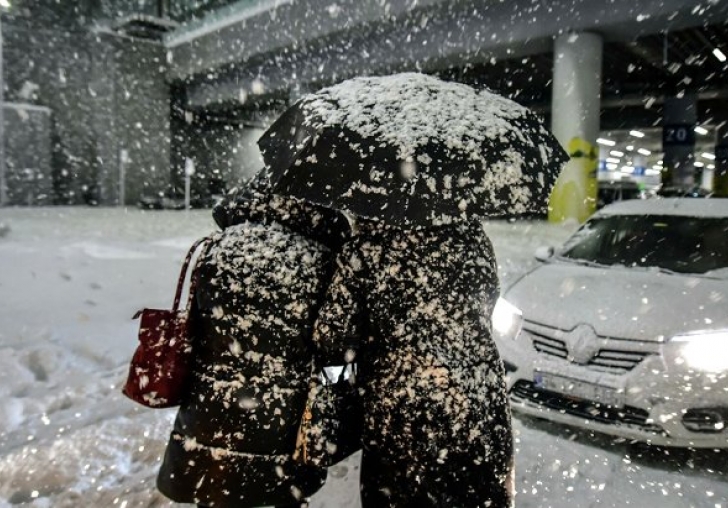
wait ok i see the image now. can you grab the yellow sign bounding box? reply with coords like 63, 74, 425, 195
548, 137, 597, 223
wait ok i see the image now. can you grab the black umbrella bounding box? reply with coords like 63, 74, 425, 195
259, 73, 569, 228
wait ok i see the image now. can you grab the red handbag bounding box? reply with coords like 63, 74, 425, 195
122, 237, 210, 408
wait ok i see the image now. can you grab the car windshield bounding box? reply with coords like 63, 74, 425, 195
559, 214, 728, 274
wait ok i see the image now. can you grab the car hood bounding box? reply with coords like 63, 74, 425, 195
504, 261, 728, 341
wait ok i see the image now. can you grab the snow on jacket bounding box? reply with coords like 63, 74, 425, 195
313, 219, 513, 507
157, 172, 350, 507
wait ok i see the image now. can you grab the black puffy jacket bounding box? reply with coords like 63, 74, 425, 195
313, 219, 514, 508
157, 171, 350, 507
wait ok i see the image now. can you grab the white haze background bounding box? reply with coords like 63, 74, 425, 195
0, 207, 726, 507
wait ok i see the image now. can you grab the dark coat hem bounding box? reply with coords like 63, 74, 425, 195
157, 432, 326, 508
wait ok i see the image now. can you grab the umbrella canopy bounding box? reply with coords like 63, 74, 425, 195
259, 73, 569, 228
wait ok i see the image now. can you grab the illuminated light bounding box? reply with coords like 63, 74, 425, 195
629, 130, 645, 138
694, 161, 705, 168
637, 148, 651, 156
621, 166, 634, 173
645, 169, 661, 176
672, 331, 728, 372
708, 164, 715, 170
606, 157, 621, 164
492, 298, 523, 341
652, 165, 663, 170
610, 150, 625, 157
250, 79, 266, 95
714, 48, 727, 63
626, 145, 634, 151
702, 152, 716, 160
694, 126, 709, 135
597, 138, 616, 146
606, 163, 618, 170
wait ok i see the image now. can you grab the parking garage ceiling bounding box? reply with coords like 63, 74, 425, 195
436, 21, 728, 157
187, 5, 727, 169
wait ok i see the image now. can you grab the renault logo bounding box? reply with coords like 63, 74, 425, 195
564, 324, 600, 364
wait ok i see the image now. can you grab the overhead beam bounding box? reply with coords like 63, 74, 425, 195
170, 0, 728, 91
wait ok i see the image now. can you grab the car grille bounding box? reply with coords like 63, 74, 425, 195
530, 330, 568, 358
527, 325, 653, 374
590, 349, 651, 372
511, 380, 666, 435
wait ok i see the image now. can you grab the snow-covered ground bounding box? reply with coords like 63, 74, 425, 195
0, 207, 726, 507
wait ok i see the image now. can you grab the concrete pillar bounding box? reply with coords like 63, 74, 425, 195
549, 32, 602, 223
661, 95, 697, 189
714, 122, 728, 197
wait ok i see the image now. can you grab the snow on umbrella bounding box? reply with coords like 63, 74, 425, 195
259, 73, 569, 228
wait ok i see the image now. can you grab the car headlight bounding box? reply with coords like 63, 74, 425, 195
670, 330, 728, 372
492, 297, 524, 341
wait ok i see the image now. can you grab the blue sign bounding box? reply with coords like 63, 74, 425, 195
663, 124, 695, 146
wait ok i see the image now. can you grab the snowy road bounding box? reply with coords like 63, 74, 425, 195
0, 207, 726, 507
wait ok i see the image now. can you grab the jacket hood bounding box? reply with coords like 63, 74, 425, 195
213, 167, 351, 250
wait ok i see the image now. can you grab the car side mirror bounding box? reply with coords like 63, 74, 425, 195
534, 246, 554, 262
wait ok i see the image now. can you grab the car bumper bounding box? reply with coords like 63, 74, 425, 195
498, 334, 728, 449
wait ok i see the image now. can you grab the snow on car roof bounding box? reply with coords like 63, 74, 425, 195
596, 197, 728, 218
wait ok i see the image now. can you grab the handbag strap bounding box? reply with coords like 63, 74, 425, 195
172, 236, 211, 311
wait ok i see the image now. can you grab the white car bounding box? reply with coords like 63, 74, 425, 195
493, 198, 728, 448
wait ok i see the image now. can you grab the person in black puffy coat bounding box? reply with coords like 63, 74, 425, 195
156, 168, 350, 508
313, 218, 514, 508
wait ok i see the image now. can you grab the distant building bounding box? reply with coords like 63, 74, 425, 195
2, 0, 247, 206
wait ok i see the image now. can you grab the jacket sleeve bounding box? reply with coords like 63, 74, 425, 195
312, 241, 365, 365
